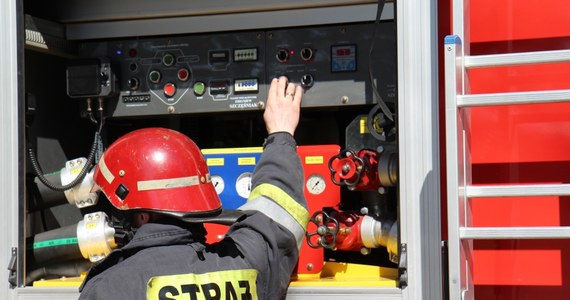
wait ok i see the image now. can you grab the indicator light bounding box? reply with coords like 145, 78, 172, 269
164, 83, 176, 97
193, 82, 206, 96
177, 68, 190, 82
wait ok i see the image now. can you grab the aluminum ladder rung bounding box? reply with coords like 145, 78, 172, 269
465, 49, 570, 69
457, 89, 570, 107
460, 226, 570, 240
466, 183, 570, 198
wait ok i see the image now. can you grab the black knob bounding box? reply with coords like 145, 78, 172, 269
276, 49, 289, 63
127, 77, 140, 90
300, 47, 314, 61
301, 74, 314, 88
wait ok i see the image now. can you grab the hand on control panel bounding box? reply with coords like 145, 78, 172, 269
263, 76, 303, 136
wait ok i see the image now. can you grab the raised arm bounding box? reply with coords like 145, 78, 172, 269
226, 76, 309, 298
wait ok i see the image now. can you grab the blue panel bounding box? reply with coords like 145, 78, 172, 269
203, 149, 262, 210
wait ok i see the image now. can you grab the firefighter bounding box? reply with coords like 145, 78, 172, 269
79, 76, 307, 300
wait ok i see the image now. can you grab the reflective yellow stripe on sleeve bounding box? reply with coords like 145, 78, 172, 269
247, 183, 309, 231
240, 183, 309, 250
147, 269, 258, 300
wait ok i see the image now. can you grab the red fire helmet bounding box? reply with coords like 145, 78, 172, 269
93, 128, 223, 219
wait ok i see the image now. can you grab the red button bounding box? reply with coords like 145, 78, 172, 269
177, 68, 190, 81
164, 83, 176, 97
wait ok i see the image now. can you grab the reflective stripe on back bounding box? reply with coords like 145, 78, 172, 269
146, 269, 258, 300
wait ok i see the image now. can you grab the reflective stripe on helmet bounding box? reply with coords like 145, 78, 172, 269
240, 183, 309, 250
98, 155, 115, 184
137, 175, 208, 191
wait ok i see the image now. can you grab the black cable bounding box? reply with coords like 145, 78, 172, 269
28, 109, 104, 192
368, 0, 394, 122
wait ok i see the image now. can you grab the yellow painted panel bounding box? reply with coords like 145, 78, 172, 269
290, 262, 398, 287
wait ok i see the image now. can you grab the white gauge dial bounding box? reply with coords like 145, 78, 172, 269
211, 175, 225, 195
306, 174, 326, 195
235, 172, 253, 198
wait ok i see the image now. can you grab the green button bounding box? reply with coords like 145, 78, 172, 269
193, 82, 206, 96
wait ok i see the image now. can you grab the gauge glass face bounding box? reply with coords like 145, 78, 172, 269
235, 172, 253, 198
306, 174, 326, 195
211, 175, 225, 195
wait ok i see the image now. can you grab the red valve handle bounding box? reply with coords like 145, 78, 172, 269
328, 150, 365, 187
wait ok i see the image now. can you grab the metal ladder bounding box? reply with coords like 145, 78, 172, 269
444, 2, 570, 298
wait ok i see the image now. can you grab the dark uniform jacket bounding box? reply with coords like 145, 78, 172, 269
79, 132, 308, 300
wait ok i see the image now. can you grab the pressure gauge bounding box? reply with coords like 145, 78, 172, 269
306, 174, 326, 195
211, 175, 225, 195
235, 172, 253, 198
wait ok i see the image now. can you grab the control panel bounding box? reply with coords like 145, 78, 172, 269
201, 145, 341, 274
22, 19, 400, 289
77, 21, 396, 118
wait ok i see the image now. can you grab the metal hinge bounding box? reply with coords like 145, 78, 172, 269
398, 243, 408, 288
8, 247, 17, 288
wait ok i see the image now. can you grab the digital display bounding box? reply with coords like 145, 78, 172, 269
336, 48, 351, 56
331, 44, 357, 72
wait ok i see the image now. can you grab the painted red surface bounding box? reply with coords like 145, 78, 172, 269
440, 0, 570, 297
470, 0, 570, 43
469, 0, 570, 286
205, 145, 341, 274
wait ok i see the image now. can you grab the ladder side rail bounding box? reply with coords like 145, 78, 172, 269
444, 35, 474, 300
452, 0, 470, 56
450, 0, 474, 297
